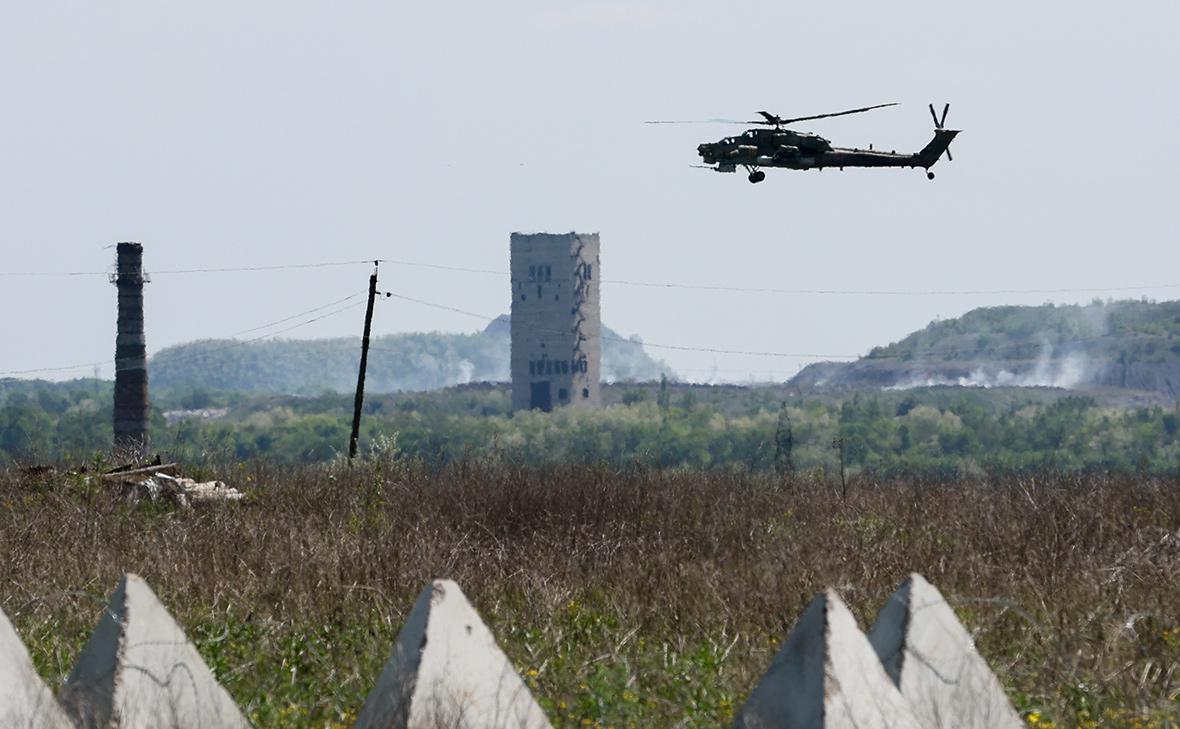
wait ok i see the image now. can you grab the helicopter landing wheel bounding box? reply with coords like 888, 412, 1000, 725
748, 170, 766, 184
926, 171, 935, 180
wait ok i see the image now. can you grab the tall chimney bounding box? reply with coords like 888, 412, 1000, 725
111, 242, 149, 456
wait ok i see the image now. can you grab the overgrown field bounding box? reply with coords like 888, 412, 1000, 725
2, 460, 1178, 728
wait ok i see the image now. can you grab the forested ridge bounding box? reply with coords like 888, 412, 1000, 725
149, 315, 670, 394
791, 299, 1180, 394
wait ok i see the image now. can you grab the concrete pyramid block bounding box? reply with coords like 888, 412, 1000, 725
354, 579, 552, 729
59, 574, 249, 729
0, 607, 73, 729
868, 574, 1022, 729
732, 590, 926, 729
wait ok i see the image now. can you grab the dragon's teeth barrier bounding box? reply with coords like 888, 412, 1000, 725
868, 573, 1024, 729
0, 606, 73, 729
731, 589, 927, 729
355, 579, 553, 729
0, 574, 1020, 729
59, 574, 250, 729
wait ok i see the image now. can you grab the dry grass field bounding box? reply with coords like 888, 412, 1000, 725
2, 458, 1178, 728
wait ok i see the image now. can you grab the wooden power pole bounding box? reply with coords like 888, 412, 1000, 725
349, 262, 380, 459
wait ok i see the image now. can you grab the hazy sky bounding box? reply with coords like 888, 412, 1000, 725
2, 1, 1178, 383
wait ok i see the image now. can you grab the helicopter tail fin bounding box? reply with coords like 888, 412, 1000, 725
916, 128, 960, 168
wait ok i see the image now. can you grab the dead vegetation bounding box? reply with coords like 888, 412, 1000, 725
1, 460, 1177, 727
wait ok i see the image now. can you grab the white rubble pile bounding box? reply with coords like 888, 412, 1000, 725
124, 472, 244, 507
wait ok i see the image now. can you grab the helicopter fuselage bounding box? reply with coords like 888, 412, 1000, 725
697, 126, 959, 182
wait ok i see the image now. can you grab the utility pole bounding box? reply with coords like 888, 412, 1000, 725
349, 261, 380, 459
832, 436, 847, 500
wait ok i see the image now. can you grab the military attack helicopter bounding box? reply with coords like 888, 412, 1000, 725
647, 103, 959, 183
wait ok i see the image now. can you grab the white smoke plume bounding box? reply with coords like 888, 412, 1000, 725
456, 359, 475, 385
886, 341, 1096, 391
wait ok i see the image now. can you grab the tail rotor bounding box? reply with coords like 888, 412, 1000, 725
928, 103, 953, 161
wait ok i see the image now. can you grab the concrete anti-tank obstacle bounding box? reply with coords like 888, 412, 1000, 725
0, 606, 73, 729
353, 579, 553, 729
868, 573, 1023, 729
732, 590, 926, 729
58, 574, 250, 729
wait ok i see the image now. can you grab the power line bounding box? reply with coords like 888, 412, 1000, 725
0, 360, 107, 377
0, 292, 367, 377
0, 271, 108, 278
379, 259, 505, 276
6, 252, 1171, 376
152, 260, 377, 275
373, 258, 1180, 297
601, 279, 1180, 297
4, 291, 1140, 379
381, 291, 1142, 364
228, 292, 365, 337
5, 254, 1180, 298
239, 301, 366, 342
382, 291, 859, 360
0, 259, 377, 278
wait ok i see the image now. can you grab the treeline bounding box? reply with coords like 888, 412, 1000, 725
4, 379, 1179, 475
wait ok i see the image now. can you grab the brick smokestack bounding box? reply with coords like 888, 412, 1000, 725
112, 242, 149, 455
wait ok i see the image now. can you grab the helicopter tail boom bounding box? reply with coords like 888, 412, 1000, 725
916, 128, 960, 169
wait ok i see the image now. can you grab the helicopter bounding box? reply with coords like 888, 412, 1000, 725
647, 103, 959, 183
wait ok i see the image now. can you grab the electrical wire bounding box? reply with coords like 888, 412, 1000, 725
601, 279, 1180, 297
372, 258, 1180, 297
0, 360, 108, 377
228, 292, 365, 337
381, 291, 1139, 364
152, 260, 377, 275
5, 254, 1179, 297
0, 292, 367, 377
5, 253, 1175, 377
239, 301, 365, 342
0, 271, 108, 278
382, 291, 859, 360
378, 259, 504, 276
0, 259, 377, 278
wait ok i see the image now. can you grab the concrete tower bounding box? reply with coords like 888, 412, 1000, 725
510, 232, 601, 411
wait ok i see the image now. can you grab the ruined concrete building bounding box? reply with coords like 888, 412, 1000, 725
510, 232, 601, 411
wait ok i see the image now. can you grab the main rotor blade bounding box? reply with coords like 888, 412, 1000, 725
644, 118, 747, 125
940, 103, 950, 128
945, 148, 953, 162
775, 102, 899, 126
929, 103, 941, 128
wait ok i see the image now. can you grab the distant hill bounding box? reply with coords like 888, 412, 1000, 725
150, 315, 673, 394
789, 300, 1180, 397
